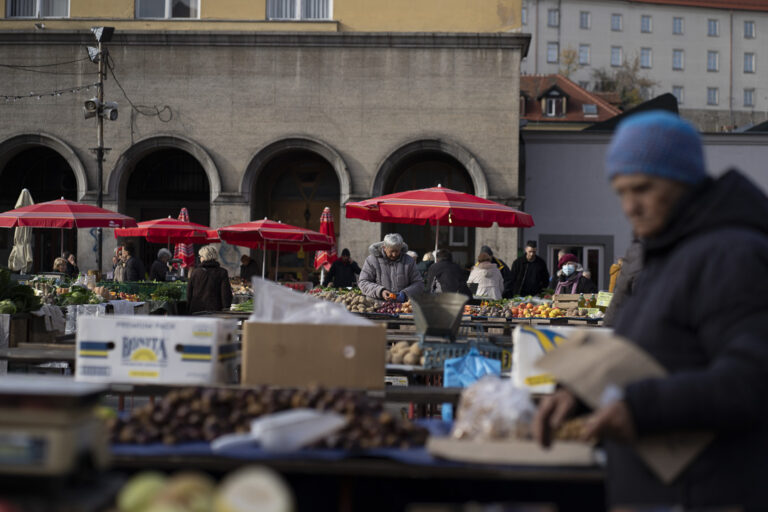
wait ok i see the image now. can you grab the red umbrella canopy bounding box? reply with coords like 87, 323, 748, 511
314, 207, 338, 270
173, 208, 197, 268
0, 198, 137, 229
345, 186, 534, 228
113, 217, 220, 244
218, 219, 334, 252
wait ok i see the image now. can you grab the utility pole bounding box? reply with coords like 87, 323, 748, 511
86, 26, 115, 273
96, 36, 105, 273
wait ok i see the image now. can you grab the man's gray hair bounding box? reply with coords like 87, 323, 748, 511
158, 248, 172, 259
406, 250, 418, 260
383, 233, 405, 249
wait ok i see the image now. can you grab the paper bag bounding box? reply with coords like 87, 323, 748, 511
536, 330, 714, 484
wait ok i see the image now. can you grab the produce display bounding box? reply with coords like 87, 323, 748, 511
110, 386, 428, 450
386, 341, 425, 366
308, 288, 383, 314
376, 300, 412, 315
231, 299, 253, 312
115, 466, 295, 512
0, 268, 40, 313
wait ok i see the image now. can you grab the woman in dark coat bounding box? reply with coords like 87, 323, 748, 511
187, 244, 233, 313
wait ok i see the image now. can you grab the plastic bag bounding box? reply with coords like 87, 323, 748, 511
451, 376, 536, 441
442, 347, 501, 420
444, 347, 501, 388
249, 277, 373, 326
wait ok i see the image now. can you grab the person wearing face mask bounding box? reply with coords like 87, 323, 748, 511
358, 233, 424, 302
552, 253, 596, 295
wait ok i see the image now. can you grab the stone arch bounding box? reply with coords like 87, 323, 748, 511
107, 135, 221, 208
242, 137, 352, 205
0, 133, 88, 199
373, 138, 488, 198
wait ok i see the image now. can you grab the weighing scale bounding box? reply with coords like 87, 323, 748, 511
0, 376, 109, 476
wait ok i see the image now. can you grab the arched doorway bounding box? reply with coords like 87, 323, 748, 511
252, 150, 340, 281
382, 151, 475, 268
0, 147, 78, 273
122, 149, 210, 275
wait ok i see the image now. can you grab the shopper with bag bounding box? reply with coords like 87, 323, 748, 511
534, 111, 768, 510
358, 233, 423, 302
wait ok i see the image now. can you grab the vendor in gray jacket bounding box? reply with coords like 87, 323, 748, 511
358, 233, 424, 302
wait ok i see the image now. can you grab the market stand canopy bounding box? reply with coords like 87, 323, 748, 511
218, 219, 334, 252
344, 186, 535, 228
0, 198, 137, 229
113, 217, 219, 244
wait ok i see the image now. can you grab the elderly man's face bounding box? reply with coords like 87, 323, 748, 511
383, 246, 401, 261
612, 174, 688, 239
525, 246, 537, 261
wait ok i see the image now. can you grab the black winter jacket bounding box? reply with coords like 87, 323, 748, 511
508, 255, 550, 296
609, 170, 768, 509
149, 260, 169, 281
322, 259, 362, 288
426, 260, 472, 297
187, 260, 233, 314
124, 256, 145, 282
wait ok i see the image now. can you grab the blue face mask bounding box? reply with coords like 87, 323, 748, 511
562, 264, 576, 276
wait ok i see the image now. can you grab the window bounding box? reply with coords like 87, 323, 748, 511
578, 44, 590, 65
744, 52, 756, 73
7, 0, 68, 17
547, 42, 559, 64
545, 97, 564, 117
267, 0, 332, 20
520, 96, 526, 116
611, 13, 622, 31
641, 15, 652, 33
611, 46, 622, 67
548, 9, 559, 27
744, 20, 755, 39
673, 49, 684, 70
136, 0, 199, 18
707, 87, 719, 106
707, 51, 719, 72
582, 104, 598, 116
580, 11, 590, 29
744, 88, 755, 107
672, 86, 684, 105
522, 6, 527, 25
641, 48, 652, 68
673, 17, 684, 35
708, 19, 719, 37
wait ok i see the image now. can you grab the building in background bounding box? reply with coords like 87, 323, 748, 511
521, 0, 768, 132
520, 74, 621, 130
0, 0, 529, 275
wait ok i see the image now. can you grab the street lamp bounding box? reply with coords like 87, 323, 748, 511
86, 26, 115, 273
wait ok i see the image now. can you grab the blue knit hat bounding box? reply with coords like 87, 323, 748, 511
605, 111, 707, 185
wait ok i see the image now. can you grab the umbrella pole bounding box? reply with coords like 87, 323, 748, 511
274, 243, 280, 282
60, 228, 64, 256
261, 248, 266, 280
434, 220, 440, 255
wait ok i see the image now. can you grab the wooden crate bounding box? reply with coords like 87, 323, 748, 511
553, 293, 596, 312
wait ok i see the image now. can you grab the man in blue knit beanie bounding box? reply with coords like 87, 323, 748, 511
535, 110, 768, 509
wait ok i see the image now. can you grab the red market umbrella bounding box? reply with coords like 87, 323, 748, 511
173, 208, 198, 270
345, 185, 534, 253
0, 198, 137, 229
113, 216, 219, 245
218, 218, 334, 280
0, 197, 137, 256
313, 207, 338, 273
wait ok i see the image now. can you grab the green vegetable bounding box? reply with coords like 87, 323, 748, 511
0, 299, 17, 315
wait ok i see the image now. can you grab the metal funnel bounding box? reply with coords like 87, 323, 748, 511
411, 292, 469, 339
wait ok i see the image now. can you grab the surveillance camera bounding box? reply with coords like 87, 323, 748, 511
83, 97, 100, 119
102, 101, 118, 121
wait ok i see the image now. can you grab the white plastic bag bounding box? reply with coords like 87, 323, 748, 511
249, 277, 373, 326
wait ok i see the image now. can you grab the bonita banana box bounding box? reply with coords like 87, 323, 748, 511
75, 315, 239, 384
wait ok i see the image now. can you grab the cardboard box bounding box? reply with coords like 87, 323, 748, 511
241, 321, 386, 390
75, 315, 239, 385
427, 437, 595, 466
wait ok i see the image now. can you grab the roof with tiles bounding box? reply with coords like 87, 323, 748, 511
520, 74, 621, 124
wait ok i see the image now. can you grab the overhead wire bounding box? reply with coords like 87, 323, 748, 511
106, 53, 172, 122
